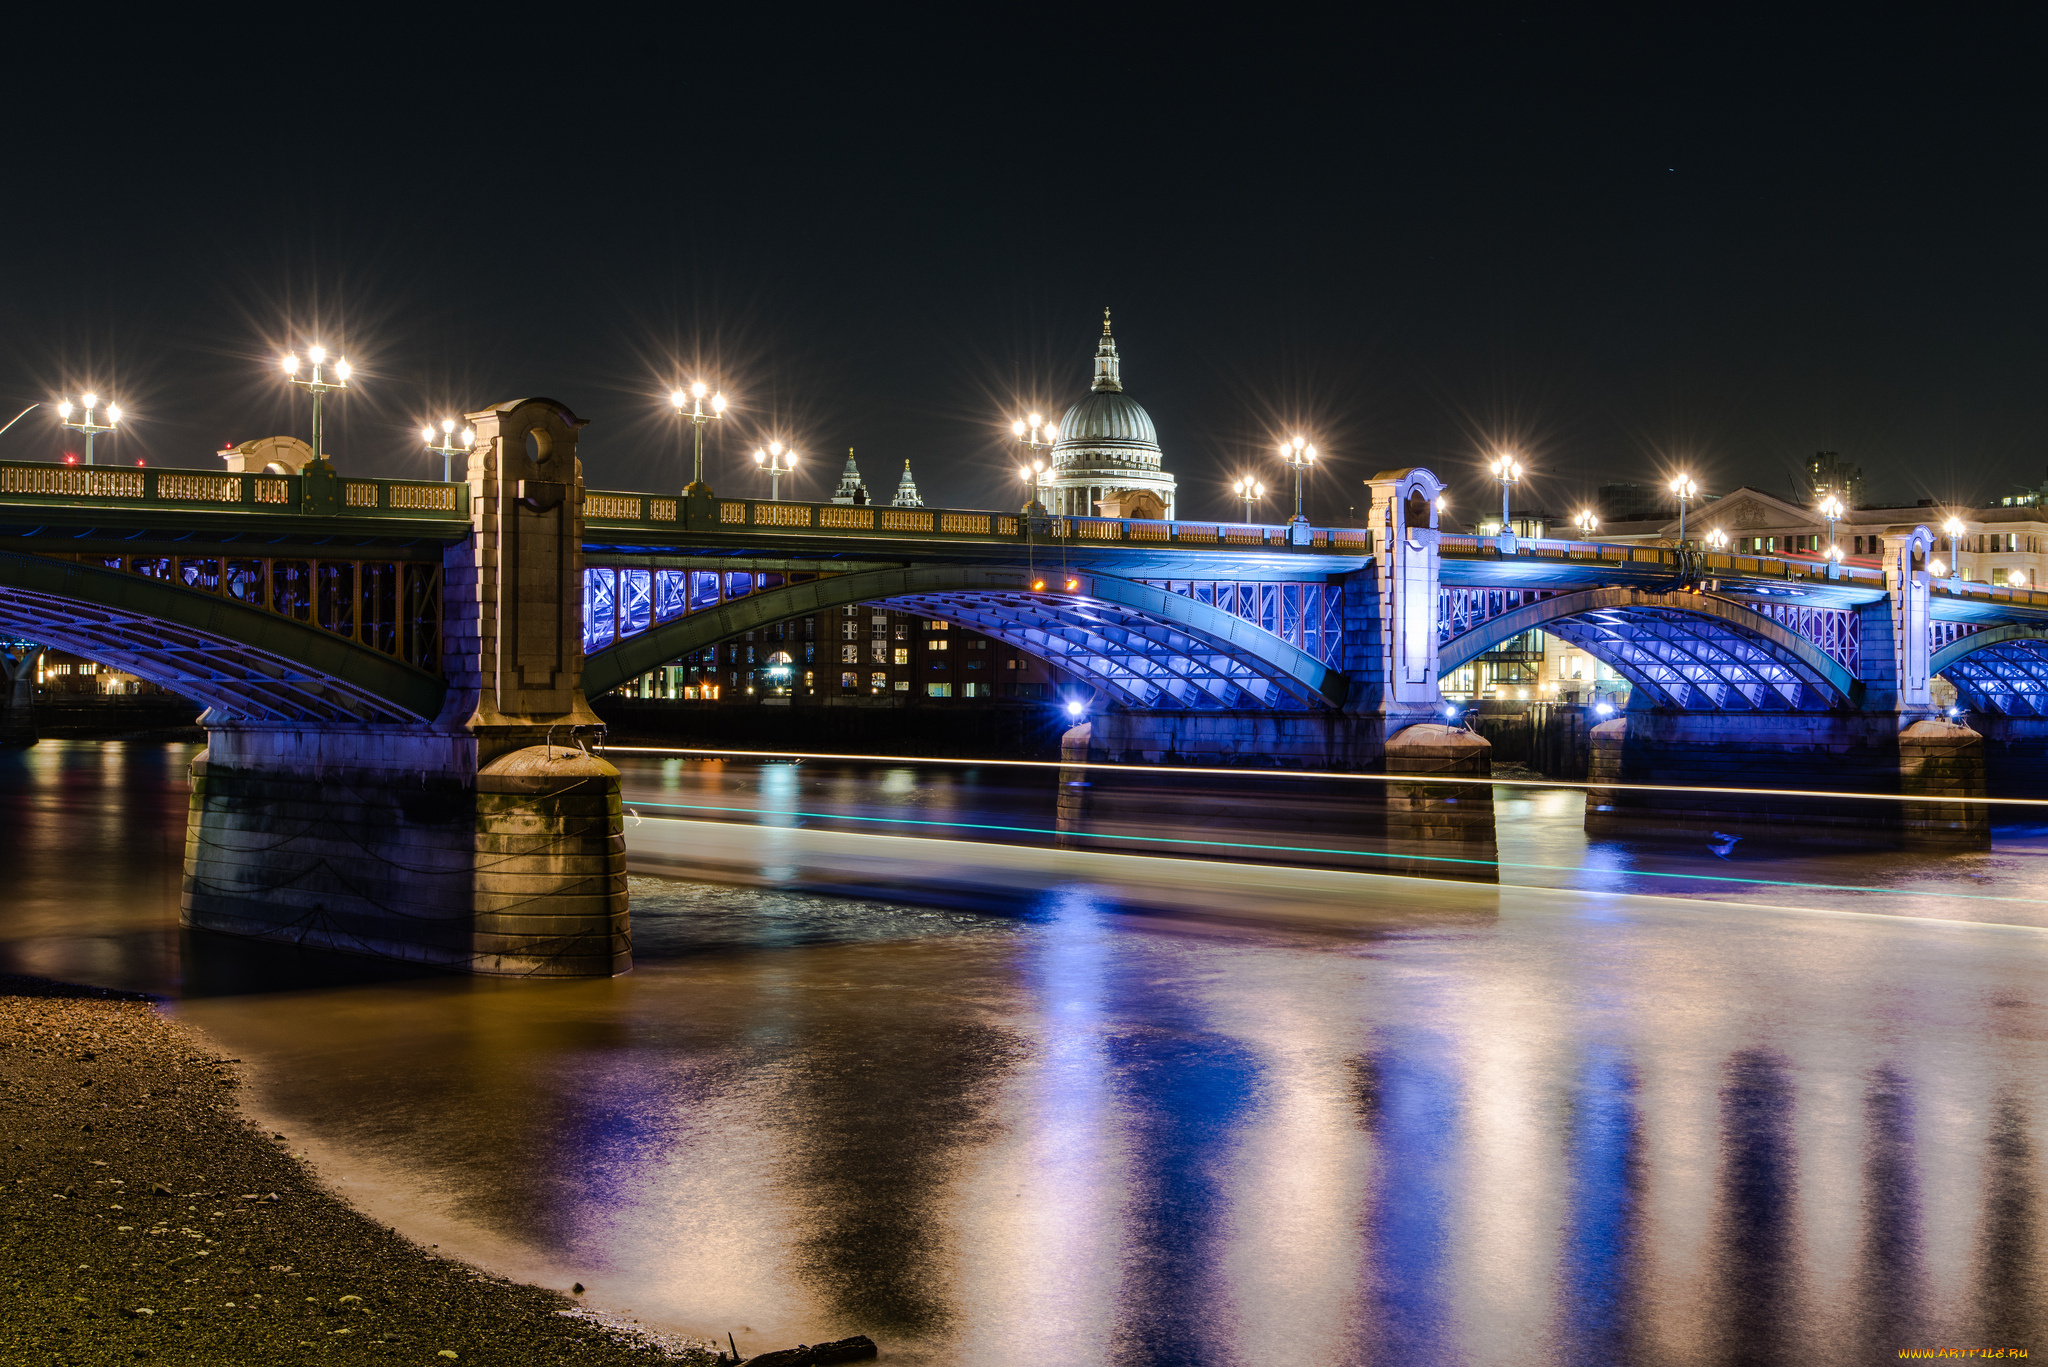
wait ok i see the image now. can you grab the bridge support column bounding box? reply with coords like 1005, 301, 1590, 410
180, 398, 629, 976
1384, 723, 1495, 877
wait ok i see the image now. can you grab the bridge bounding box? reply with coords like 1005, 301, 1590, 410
2, 395, 2041, 975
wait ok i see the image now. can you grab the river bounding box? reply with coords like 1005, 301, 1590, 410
1, 740, 2041, 1364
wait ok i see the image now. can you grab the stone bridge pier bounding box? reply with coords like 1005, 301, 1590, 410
181, 399, 630, 975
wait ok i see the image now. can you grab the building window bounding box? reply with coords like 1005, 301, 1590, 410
804, 645, 815, 662
962, 682, 983, 697
843, 622, 859, 640
894, 679, 910, 691
841, 672, 858, 689
928, 638, 948, 651
927, 683, 952, 697
871, 644, 889, 663
971, 639, 986, 649
803, 671, 814, 689
870, 672, 888, 692
929, 620, 948, 631
893, 648, 910, 664
842, 645, 859, 663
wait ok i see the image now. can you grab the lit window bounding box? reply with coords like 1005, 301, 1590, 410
895, 626, 908, 640
842, 623, 859, 640
871, 644, 888, 663
841, 672, 858, 689
929, 639, 948, 651
893, 648, 909, 664
894, 679, 910, 691
870, 672, 888, 691
962, 682, 982, 697
927, 683, 952, 697
842, 645, 859, 663
929, 620, 949, 631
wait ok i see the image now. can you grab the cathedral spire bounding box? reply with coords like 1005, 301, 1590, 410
892, 457, 924, 508
1092, 307, 1122, 393
831, 448, 868, 505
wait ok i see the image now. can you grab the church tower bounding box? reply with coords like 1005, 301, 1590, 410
831, 449, 868, 505
892, 459, 924, 508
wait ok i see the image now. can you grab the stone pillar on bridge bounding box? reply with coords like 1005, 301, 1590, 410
1359, 469, 1494, 873
181, 398, 630, 976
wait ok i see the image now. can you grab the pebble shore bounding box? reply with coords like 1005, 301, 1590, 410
0, 973, 720, 1365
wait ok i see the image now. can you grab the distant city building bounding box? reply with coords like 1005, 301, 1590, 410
1046, 311, 1177, 519
607, 607, 1076, 706
1803, 450, 1864, 506
830, 449, 869, 505
891, 459, 923, 508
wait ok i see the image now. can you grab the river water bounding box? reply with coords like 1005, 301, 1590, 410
1, 740, 2042, 1364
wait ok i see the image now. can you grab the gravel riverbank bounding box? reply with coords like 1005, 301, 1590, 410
0, 973, 720, 1365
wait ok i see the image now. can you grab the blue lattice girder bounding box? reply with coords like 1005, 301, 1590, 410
1932, 625, 2048, 716
1438, 588, 1859, 711
0, 551, 445, 723
580, 565, 1347, 709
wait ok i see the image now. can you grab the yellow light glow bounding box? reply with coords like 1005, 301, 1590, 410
1944, 517, 1965, 536
768, 441, 783, 456
80, 393, 97, 409
711, 393, 726, 413
1930, 558, 1947, 576
753, 449, 766, 464
308, 346, 326, 365
671, 390, 687, 409
422, 427, 436, 443
441, 418, 454, 433
281, 355, 298, 375
1012, 421, 1027, 437
461, 429, 474, 447
334, 360, 351, 380
106, 404, 120, 423
691, 382, 708, 399
56, 401, 71, 419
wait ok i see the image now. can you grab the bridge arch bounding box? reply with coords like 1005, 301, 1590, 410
1932, 624, 2048, 716
0, 550, 446, 723
582, 565, 1347, 711
1437, 587, 1860, 710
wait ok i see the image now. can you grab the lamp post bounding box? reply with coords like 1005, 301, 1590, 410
55, 394, 121, 466
1233, 477, 1266, 522
752, 441, 797, 501
421, 419, 475, 482
1280, 435, 1318, 527
1574, 508, 1599, 538
1668, 474, 1697, 544
1017, 459, 1050, 512
1706, 527, 1729, 551
1489, 454, 1524, 534
1943, 516, 1965, 581
670, 382, 727, 493
1012, 414, 1058, 511
280, 346, 351, 466
1818, 493, 1845, 560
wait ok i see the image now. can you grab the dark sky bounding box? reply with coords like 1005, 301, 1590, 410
4, 13, 2041, 524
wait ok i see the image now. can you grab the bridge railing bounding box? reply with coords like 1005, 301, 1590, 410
1440, 533, 1893, 588
581, 491, 1376, 554
0, 461, 465, 520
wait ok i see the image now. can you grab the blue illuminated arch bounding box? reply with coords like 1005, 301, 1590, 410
0, 550, 445, 723
1932, 624, 2048, 716
1438, 587, 1859, 710
581, 565, 1347, 710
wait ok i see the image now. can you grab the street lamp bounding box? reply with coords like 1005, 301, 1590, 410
670, 382, 727, 493
1489, 454, 1524, 533
421, 419, 475, 482
1818, 493, 1845, 559
1669, 474, 1697, 543
752, 441, 797, 500
1280, 435, 1318, 526
1574, 508, 1599, 537
55, 393, 121, 466
280, 345, 351, 466
1943, 516, 1965, 580
1706, 527, 1729, 551
1233, 477, 1266, 522
1012, 413, 1058, 511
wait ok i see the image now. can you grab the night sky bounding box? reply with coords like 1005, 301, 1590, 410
4, 14, 2040, 525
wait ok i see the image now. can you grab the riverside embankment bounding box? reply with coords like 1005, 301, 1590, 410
0, 973, 718, 1366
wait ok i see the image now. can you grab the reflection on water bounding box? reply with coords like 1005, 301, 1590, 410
0, 742, 2042, 1362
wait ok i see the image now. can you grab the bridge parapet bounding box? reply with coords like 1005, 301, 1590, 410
583, 487, 1373, 555
0, 459, 463, 521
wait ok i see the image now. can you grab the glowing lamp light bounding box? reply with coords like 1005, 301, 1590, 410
1065, 700, 1085, 718
1012, 420, 1026, 437
62, 454, 76, 466
56, 401, 72, 419
1064, 578, 1079, 591
1929, 558, 1948, 577
442, 418, 455, 434
1943, 517, 1965, 538
461, 428, 474, 447
421, 426, 436, 443
710, 394, 726, 414
307, 346, 326, 365
1032, 579, 1046, 592
2011, 570, 2028, 587
691, 381, 708, 399
333, 360, 351, 380
670, 390, 687, 409
1595, 702, 1615, 717
79, 393, 97, 409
